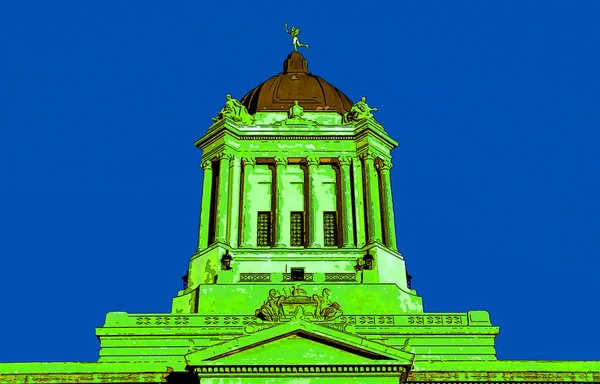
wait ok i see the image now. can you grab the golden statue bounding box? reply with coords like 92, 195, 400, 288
285, 23, 310, 51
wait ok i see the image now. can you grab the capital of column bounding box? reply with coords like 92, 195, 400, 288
306, 156, 320, 167
201, 159, 213, 170
338, 156, 352, 167
359, 150, 378, 162
274, 156, 288, 167
241, 156, 256, 167
217, 150, 235, 162
377, 160, 393, 172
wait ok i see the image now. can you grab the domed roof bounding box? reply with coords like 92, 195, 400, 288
240, 51, 354, 114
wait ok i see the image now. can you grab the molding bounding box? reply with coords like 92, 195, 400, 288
194, 364, 407, 376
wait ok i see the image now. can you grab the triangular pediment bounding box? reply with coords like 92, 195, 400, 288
185, 319, 413, 367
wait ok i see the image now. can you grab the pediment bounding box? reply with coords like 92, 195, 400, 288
185, 319, 413, 367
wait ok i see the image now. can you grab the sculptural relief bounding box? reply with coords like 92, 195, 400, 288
254, 286, 343, 322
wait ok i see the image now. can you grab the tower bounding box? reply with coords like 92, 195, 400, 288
171, 51, 421, 321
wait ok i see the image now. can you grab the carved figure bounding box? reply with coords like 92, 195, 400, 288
343, 96, 378, 123
354, 258, 365, 271
203, 260, 217, 284
212, 94, 254, 125
312, 288, 343, 321
291, 285, 307, 297
288, 101, 305, 119
255, 289, 285, 321
285, 23, 310, 51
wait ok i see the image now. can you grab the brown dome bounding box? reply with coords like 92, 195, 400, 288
240, 51, 354, 114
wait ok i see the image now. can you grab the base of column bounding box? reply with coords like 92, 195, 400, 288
239, 243, 253, 248
342, 243, 354, 248
273, 243, 287, 249
307, 243, 322, 248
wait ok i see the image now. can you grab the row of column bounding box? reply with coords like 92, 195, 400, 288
196, 151, 397, 251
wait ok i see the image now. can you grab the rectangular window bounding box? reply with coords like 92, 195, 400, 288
323, 211, 338, 246
290, 211, 304, 246
290, 268, 305, 282
257, 211, 272, 246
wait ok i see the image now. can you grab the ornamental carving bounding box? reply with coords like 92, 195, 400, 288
255, 286, 343, 322
241, 156, 256, 167
200, 159, 212, 170
306, 156, 320, 167
359, 150, 378, 162
338, 156, 352, 167
377, 160, 392, 172
274, 156, 288, 167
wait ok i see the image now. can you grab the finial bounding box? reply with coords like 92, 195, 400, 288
285, 22, 310, 52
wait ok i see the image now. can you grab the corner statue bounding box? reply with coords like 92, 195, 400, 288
285, 23, 310, 51
212, 94, 254, 125
343, 96, 378, 123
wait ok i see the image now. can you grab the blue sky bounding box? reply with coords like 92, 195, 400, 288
1, 1, 599, 363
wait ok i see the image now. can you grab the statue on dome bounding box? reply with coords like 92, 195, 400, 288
343, 96, 379, 123
212, 94, 254, 125
285, 23, 310, 52
312, 288, 343, 321
255, 289, 285, 322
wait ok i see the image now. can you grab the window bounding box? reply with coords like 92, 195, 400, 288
291, 268, 305, 282
290, 211, 304, 246
257, 211, 272, 246
323, 211, 338, 246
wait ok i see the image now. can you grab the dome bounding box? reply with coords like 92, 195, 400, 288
240, 51, 354, 114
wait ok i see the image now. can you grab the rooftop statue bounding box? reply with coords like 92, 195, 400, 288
285, 23, 310, 51
212, 94, 254, 125
288, 100, 305, 120
343, 96, 378, 123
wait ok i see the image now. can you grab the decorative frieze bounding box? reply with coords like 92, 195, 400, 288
324, 272, 357, 282
239, 273, 271, 282
0, 373, 166, 383
120, 314, 469, 329
407, 315, 463, 326
407, 370, 598, 382
282, 273, 314, 282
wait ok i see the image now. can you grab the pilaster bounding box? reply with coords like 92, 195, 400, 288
228, 156, 242, 248
352, 157, 366, 247
215, 151, 233, 244
240, 157, 256, 248
339, 156, 355, 248
361, 150, 383, 244
197, 159, 213, 251
273, 156, 288, 248
306, 156, 321, 248
378, 160, 397, 251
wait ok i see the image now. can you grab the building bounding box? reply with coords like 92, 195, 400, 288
1, 47, 599, 383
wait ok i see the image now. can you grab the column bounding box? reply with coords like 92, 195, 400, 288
339, 156, 355, 248
273, 156, 288, 248
197, 159, 213, 251
215, 151, 232, 244
378, 160, 398, 250
239, 157, 255, 248
352, 157, 366, 247
306, 156, 321, 248
228, 156, 242, 248
361, 150, 383, 244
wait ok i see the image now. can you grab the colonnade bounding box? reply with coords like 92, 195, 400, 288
196, 150, 398, 251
